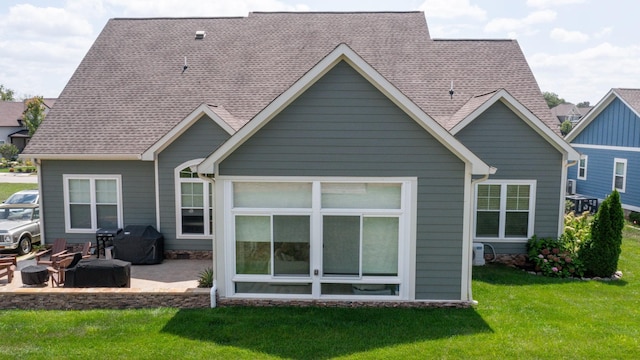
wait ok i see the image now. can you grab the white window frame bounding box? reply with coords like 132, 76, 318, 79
63, 174, 123, 233
223, 177, 415, 301
473, 179, 536, 242
175, 159, 213, 239
613, 158, 627, 193
578, 155, 588, 180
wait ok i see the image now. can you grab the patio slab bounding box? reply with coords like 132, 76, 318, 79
0, 255, 213, 293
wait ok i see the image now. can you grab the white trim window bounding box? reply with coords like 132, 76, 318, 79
613, 158, 627, 192
63, 175, 122, 232
578, 155, 588, 180
226, 178, 413, 300
175, 161, 213, 238
474, 180, 536, 242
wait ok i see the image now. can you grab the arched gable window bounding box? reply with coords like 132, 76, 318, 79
175, 160, 213, 238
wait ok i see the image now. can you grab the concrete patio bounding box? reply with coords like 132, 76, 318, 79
0, 253, 214, 309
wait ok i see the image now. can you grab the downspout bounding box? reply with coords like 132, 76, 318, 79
467, 167, 496, 305
197, 172, 217, 308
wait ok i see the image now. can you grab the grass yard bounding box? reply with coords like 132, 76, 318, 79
1, 229, 638, 359
0, 182, 38, 203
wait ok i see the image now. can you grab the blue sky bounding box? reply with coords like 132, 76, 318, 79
1, 0, 639, 105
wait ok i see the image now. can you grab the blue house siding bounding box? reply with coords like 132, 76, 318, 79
569, 96, 640, 211
157, 115, 231, 251
39, 160, 156, 244
571, 146, 640, 211
455, 101, 564, 254
572, 98, 640, 147
219, 61, 469, 300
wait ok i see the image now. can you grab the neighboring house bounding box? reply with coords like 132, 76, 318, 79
566, 88, 640, 213
551, 103, 592, 125
22, 13, 577, 305
0, 99, 55, 152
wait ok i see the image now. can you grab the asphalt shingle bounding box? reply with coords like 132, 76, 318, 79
24, 12, 558, 157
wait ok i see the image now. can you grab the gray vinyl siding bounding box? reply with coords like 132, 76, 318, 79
220, 61, 468, 300
39, 160, 155, 244
455, 101, 563, 254
157, 115, 231, 251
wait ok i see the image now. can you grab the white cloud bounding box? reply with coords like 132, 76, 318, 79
594, 27, 612, 39
526, 0, 585, 8
530, 42, 640, 103
0, 4, 93, 38
485, 10, 556, 33
419, 0, 486, 20
550, 28, 589, 43
104, 0, 309, 17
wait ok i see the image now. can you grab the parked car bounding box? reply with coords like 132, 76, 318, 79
3, 189, 39, 204
0, 203, 41, 255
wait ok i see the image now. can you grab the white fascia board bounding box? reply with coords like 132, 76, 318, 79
141, 103, 236, 161
565, 89, 617, 142
197, 43, 491, 176
19, 153, 141, 161
450, 89, 580, 162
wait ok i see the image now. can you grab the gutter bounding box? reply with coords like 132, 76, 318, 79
196, 171, 218, 308
466, 166, 496, 303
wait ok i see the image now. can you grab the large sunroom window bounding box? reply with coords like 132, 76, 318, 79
229, 180, 410, 299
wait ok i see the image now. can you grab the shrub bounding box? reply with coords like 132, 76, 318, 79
629, 211, 640, 226
528, 236, 585, 277
197, 267, 214, 288
560, 211, 592, 254
0, 144, 18, 160
579, 190, 624, 277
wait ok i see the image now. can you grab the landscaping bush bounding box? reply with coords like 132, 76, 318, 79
527, 236, 585, 277
527, 211, 591, 278
579, 190, 624, 277
197, 267, 214, 288
629, 211, 640, 226
0, 144, 18, 161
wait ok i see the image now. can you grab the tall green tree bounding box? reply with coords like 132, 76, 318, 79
543, 91, 566, 108
0, 84, 15, 101
22, 96, 46, 136
577, 101, 591, 107
579, 190, 624, 277
560, 120, 573, 136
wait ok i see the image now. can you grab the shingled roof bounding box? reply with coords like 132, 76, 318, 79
24, 12, 557, 158
615, 88, 640, 114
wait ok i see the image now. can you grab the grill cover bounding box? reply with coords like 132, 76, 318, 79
64, 259, 131, 288
113, 225, 164, 264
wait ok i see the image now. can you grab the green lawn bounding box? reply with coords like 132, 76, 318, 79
1, 228, 638, 359
0, 182, 38, 202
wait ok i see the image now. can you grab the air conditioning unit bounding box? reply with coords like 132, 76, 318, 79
472, 243, 485, 266
567, 179, 576, 195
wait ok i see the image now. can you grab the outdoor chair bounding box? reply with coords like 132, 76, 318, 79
0, 260, 16, 283
0, 254, 17, 266
35, 238, 68, 267
59, 241, 93, 261
47, 255, 77, 287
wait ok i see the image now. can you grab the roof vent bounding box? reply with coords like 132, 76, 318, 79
195, 31, 206, 40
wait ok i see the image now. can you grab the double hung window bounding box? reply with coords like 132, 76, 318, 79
578, 155, 588, 180
475, 180, 535, 241
613, 158, 627, 192
63, 175, 122, 232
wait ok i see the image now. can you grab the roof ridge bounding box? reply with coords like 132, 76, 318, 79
250, 11, 423, 15
110, 16, 246, 21
433, 39, 515, 42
